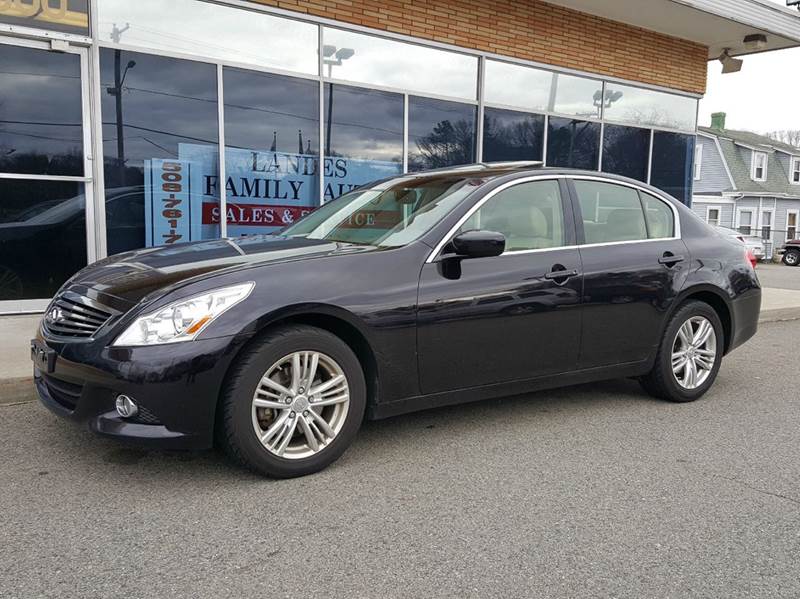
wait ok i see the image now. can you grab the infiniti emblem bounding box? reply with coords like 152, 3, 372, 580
47, 307, 64, 323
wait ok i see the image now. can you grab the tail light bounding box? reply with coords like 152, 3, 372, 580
745, 248, 757, 269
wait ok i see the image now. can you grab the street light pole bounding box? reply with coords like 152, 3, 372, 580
322, 46, 355, 157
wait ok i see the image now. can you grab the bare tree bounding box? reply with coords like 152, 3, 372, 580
766, 130, 800, 148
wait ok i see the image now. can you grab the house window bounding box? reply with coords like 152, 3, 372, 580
788, 211, 798, 241
738, 209, 754, 236
761, 210, 773, 241
694, 144, 703, 180
707, 207, 720, 227
791, 157, 800, 185
752, 152, 768, 181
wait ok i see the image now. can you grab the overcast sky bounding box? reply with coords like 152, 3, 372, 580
698, 0, 800, 133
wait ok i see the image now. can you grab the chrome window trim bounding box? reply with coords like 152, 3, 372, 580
425, 174, 682, 263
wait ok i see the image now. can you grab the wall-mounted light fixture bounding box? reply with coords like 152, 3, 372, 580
719, 49, 743, 74
743, 34, 768, 51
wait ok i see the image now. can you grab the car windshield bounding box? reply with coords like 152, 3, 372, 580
282, 174, 485, 247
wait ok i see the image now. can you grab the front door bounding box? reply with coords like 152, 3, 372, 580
0, 36, 94, 313
417, 178, 582, 395
570, 178, 689, 369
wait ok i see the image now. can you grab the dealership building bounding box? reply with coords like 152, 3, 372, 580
1, 0, 799, 313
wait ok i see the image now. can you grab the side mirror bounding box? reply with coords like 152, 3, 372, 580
450, 230, 505, 259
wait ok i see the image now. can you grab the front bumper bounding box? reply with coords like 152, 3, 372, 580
33, 331, 248, 450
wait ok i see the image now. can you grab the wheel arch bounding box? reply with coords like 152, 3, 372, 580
669, 285, 733, 354
226, 304, 380, 412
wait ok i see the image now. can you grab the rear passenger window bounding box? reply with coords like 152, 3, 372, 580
459, 180, 565, 251
574, 180, 647, 244
640, 192, 675, 239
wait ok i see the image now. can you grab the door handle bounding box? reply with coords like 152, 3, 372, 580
544, 268, 579, 281
658, 253, 685, 267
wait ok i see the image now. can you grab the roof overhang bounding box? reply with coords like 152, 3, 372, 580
544, 0, 800, 59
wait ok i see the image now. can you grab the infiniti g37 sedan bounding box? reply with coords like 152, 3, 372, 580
32, 164, 761, 478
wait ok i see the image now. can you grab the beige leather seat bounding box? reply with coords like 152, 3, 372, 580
482, 197, 557, 251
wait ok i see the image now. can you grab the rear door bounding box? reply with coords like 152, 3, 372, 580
416, 178, 583, 394
570, 177, 689, 369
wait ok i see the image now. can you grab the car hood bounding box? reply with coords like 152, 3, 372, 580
67, 235, 372, 307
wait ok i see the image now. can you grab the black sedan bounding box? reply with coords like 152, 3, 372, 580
32, 164, 761, 478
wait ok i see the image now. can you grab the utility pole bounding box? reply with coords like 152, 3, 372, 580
109, 23, 130, 186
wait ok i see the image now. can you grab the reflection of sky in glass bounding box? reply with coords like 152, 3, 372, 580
408, 96, 476, 171
324, 85, 403, 162
551, 74, 603, 120
603, 83, 697, 131
0, 45, 83, 176
484, 60, 553, 112
224, 68, 318, 154
324, 28, 478, 100
98, 0, 318, 75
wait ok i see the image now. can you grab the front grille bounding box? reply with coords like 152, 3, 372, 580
43, 291, 114, 339
41, 375, 83, 410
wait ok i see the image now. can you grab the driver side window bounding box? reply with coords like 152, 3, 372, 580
458, 180, 565, 252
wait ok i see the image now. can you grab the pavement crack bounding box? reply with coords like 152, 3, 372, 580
714, 474, 800, 506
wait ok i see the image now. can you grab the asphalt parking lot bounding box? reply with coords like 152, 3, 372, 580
757, 260, 800, 290
2, 320, 799, 599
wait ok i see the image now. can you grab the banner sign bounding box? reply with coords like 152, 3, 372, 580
144, 144, 401, 247
0, 0, 89, 34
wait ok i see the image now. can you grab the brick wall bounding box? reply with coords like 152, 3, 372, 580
251, 0, 708, 94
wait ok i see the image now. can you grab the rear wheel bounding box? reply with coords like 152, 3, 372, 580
219, 325, 366, 478
783, 249, 800, 266
640, 301, 723, 403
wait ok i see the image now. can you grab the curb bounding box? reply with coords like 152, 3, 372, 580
0, 376, 36, 406
758, 308, 800, 324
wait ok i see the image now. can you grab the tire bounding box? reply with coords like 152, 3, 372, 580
219, 324, 366, 478
783, 249, 800, 266
639, 300, 724, 403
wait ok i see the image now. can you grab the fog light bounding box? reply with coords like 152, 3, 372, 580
115, 394, 138, 418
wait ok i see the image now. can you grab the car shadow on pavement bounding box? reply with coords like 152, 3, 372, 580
19, 376, 660, 485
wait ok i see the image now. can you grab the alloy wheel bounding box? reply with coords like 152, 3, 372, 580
251, 351, 350, 459
671, 316, 717, 390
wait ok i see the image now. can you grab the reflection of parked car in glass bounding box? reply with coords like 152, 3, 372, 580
0, 187, 144, 300
714, 226, 763, 264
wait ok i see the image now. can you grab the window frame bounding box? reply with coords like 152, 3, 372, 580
787, 209, 799, 241
694, 143, 703, 181
706, 206, 720, 227
760, 208, 774, 241
751, 151, 768, 182
790, 156, 800, 185
736, 208, 755, 236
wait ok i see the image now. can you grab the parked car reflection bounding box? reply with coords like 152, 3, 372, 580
0, 186, 145, 300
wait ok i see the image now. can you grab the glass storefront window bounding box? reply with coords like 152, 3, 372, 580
546, 117, 600, 170
484, 60, 553, 112
0, 0, 89, 35
408, 96, 476, 172
650, 131, 695, 205
323, 28, 478, 100
550, 74, 603, 119
0, 44, 83, 176
223, 68, 320, 235
323, 84, 403, 201
0, 180, 85, 300
98, 0, 318, 75
603, 83, 697, 131
99, 49, 220, 253
601, 124, 650, 182
482, 108, 544, 162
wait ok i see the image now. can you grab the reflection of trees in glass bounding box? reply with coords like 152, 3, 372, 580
547, 117, 600, 170
0, 150, 83, 177
413, 119, 474, 170
651, 132, 694, 204
601, 125, 649, 181
482, 111, 543, 162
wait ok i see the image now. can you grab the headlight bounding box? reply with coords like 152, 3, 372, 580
112, 282, 254, 346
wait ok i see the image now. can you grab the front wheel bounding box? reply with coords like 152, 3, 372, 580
219, 325, 366, 478
640, 301, 723, 403
783, 249, 800, 266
